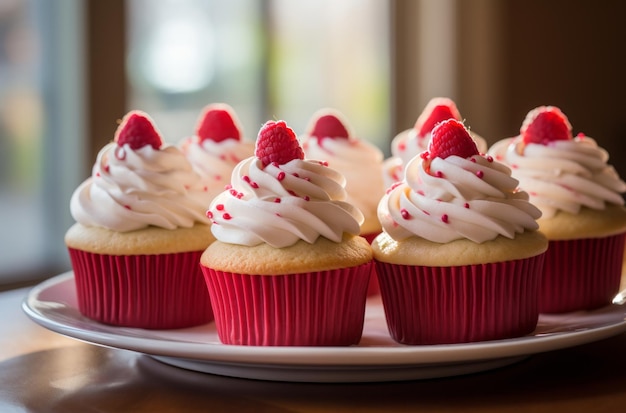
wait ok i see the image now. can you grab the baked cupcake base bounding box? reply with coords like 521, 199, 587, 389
68, 248, 213, 329
200, 235, 374, 346
375, 256, 544, 345
65, 223, 215, 329
202, 264, 372, 346
539, 233, 626, 313
372, 231, 548, 345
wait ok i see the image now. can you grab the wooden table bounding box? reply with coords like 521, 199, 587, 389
2, 283, 626, 413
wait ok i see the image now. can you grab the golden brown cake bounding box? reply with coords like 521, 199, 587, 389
488, 105, 626, 312
201, 119, 374, 346
374, 119, 547, 345
65, 110, 215, 329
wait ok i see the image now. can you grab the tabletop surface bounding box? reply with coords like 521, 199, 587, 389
2, 281, 626, 413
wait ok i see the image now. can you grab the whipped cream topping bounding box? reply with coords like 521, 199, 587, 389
488, 135, 626, 218
302, 135, 385, 231
180, 136, 254, 200
207, 157, 364, 248
71, 142, 214, 232
382, 128, 488, 188
378, 153, 542, 244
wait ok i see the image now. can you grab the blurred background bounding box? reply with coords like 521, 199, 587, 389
1, 0, 625, 289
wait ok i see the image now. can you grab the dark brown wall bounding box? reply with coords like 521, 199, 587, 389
458, 0, 626, 179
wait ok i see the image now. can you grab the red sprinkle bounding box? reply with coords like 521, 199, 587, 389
288, 190, 297, 196
400, 209, 411, 219
104, 165, 110, 173
277, 171, 286, 181
274, 198, 281, 203
250, 182, 259, 189
436, 171, 444, 178
225, 184, 233, 190
476, 170, 484, 178
124, 205, 131, 210
223, 213, 232, 220
206, 211, 213, 218
319, 161, 329, 167
487, 155, 494, 162
464, 203, 470, 208
243, 175, 251, 183
229, 189, 238, 196
95, 172, 100, 177
441, 214, 449, 223
293, 173, 299, 178
420, 151, 429, 160
304, 196, 310, 201
470, 158, 476, 163
216, 204, 225, 211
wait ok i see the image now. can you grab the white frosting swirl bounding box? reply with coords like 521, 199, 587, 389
488, 136, 626, 218
302, 135, 385, 232
179, 136, 255, 201
382, 128, 488, 188
378, 153, 542, 244
208, 157, 363, 248
71, 142, 214, 232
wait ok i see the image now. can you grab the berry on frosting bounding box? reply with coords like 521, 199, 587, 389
520, 106, 573, 145
255, 120, 304, 167
114, 110, 162, 150
307, 109, 351, 140
195, 103, 242, 142
427, 119, 479, 160
414, 97, 462, 137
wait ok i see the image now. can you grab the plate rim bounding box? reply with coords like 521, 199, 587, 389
22, 271, 626, 367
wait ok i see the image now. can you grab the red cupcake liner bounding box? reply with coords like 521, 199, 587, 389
375, 255, 545, 345
201, 262, 373, 346
362, 232, 381, 296
68, 248, 213, 329
539, 233, 625, 313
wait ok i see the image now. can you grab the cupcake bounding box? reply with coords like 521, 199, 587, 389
382, 97, 488, 188
201, 119, 374, 346
65, 110, 216, 329
488, 106, 626, 313
373, 119, 548, 345
179, 103, 254, 201
301, 109, 385, 295
301, 108, 385, 242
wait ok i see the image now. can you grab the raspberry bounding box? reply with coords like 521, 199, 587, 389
307, 109, 351, 140
114, 110, 162, 150
428, 119, 479, 160
195, 103, 242, 142
414, 97, 462, 137
255, 120, 304, 167
520, 106, 573, 145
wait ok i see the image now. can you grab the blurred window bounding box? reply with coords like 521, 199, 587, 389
126, 0, 390, 148
0, 0, 390, 287
0, 0, 84, 287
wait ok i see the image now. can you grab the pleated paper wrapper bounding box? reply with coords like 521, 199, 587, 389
362, 232, 381, 296
68, 248, 213, 329
375, 254, 545, 345
201, 262, 373, 346
539, 233, 625, 313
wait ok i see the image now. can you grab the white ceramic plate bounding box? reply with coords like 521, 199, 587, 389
22, 272, 626, 383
